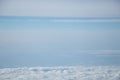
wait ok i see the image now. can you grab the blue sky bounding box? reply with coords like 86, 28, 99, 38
0, 18, 120, 67
0, 0, 120, 67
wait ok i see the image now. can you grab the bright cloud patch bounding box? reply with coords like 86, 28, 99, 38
0, 66, 120, 80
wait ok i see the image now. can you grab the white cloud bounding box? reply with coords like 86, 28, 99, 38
50, 19, 120, 22
77, 50, 120, 55
0, 66, 120, 80
1, 17, 120, 23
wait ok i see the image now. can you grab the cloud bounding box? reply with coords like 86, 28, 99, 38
0, 66, 120, 80
50, 19, 120, 22
77, 50, 120, 55
1, 17, 120, 23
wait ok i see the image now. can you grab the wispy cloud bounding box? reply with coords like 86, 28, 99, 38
1, 17, 120, 22
77, 50, 120, 55
50, 19, 120, 22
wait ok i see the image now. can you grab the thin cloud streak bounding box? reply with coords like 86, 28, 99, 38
50, 19, 120, 22
1, 17, 120, 22
77, 50, 120, 55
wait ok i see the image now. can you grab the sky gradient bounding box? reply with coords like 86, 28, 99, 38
0, 0, 120, 68
0, 17, 120, 67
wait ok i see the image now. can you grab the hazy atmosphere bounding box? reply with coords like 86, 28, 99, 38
0, 0, 120, 80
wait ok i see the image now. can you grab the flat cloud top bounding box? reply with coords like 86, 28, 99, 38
0, 66, 120, 80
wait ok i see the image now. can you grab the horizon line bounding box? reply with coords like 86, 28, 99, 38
0, 16, 120, 19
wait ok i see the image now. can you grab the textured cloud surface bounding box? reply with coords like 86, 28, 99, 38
0, 66, 120, 80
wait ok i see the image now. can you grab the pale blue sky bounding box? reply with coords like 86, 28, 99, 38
0, 0, 120, 17
0, 17, 120, 67
0, 0, 120, 67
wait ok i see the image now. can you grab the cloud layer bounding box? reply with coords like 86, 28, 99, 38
0, 66, 120, 80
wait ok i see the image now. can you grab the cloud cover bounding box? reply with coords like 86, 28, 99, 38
0, 66, 120, 80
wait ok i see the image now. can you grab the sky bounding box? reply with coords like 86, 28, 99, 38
0, 0, 120, 67
0, 0, 120, 17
